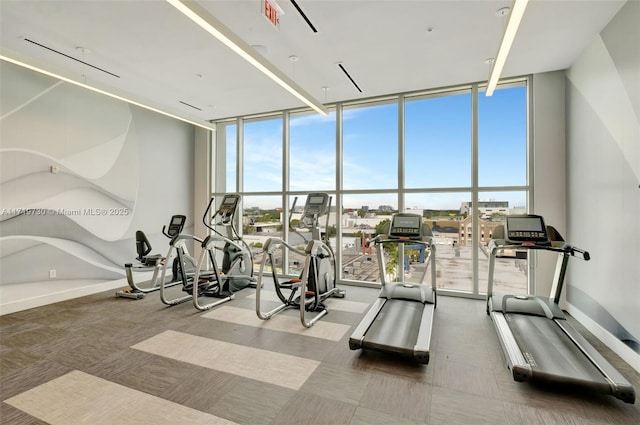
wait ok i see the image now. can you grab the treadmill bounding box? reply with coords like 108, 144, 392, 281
349, 213, 437, 364
487, 214, 635, 404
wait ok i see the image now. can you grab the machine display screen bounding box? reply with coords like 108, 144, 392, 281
309, 196, 325, 205
506, 215, 549, 243
167, 215, 186, 237
392, 215, 421, 229
508, 217, 543, 232
389, 214, 422, 239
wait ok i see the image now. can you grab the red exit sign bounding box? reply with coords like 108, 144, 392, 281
262, 0, 283, 30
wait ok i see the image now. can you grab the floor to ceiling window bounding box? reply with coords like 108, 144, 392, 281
342, 100, 398, 191
477, 84, 529, 295
340, 100, 399, 284
403, 89, 473, 292
212, 79, 530, 297
289, 111, 336, 192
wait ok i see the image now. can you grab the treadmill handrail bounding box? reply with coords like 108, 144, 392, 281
374, 237, 433, 247
488, 239, 590, 261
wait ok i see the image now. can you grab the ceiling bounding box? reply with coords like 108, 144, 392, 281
0, 0, 627, 127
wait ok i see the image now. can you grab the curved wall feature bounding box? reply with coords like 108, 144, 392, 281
0, 236, 124, 284
565, 0, 640, 369
0, 61, 195, 313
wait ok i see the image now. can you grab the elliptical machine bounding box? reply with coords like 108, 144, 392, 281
190, 194, 257, 311
256, 192, 345, 328
116, 215, 187, 299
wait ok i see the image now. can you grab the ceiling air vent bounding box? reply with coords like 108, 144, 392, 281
24, 38, 120, 78
290, 0, 318, 33
338, 63, 362, 93
179, 101, 202, 111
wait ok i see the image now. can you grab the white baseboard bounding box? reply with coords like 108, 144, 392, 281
567, 303, 640, 373
0, 277, 134, 315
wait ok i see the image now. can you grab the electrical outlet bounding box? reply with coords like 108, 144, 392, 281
49, 269, 56, 279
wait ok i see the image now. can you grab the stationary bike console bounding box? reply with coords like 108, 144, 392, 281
165, 215, 187, 238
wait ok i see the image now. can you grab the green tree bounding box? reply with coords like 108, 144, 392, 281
383, 243, 399, 276
375, 219, 390, 235
357, 209, 366, 218
406, 248, 420, 262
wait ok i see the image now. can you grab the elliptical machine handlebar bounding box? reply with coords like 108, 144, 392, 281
323, 196, 332, 245
289, 193, 333, 244
202, 197, 216, 232
201, 195, 243, 240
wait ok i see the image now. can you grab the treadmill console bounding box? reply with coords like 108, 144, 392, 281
218, 194, 240, 224
505, 214, 550, 245
388, 213, 423, 240
302, 192, 330, 220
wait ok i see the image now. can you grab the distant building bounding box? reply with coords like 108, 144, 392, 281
458, 216, 503, 246
459, 200, 509, 219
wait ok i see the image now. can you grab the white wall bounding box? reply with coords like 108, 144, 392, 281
565, 0, 640, 371
531, 71, 567, 300
193, 127, 212, 263
0, 61, 195, 314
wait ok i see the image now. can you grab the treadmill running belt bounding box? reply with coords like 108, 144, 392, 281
361, 299, 423, 355
507, 314, 611, 392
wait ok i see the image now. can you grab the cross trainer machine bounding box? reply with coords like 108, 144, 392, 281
116, 215, 187, 299
159, 196, 255, 309
190, 194, 257, 311
157, 215, 218, 306
159, 220, 233, 308
349, 213, 437, 364
256, 192, 345, 328
487, 214, 635, 404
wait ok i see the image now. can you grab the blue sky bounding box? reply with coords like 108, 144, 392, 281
225, 85, 527, 211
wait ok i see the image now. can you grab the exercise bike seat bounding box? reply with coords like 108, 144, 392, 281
135, 230, 163, 266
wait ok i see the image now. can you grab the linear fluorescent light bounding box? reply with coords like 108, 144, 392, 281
166, 0, 328, 116
486, 0, 529, 96
0, 54, 214, 130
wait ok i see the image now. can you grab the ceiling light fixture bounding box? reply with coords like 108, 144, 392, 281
166, 0, 328, 116
0, 55, 213, 129
486, 0, 529, 96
